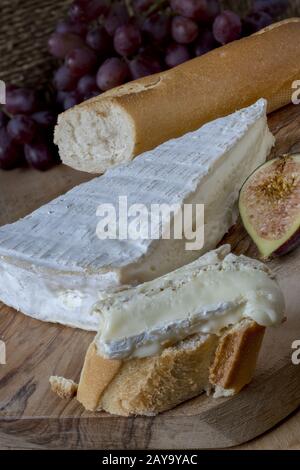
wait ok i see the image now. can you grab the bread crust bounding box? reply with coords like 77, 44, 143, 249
76, 343, 122, 411
209, 321, 265, 395
77, 319, 265, 416
55, 19, 300, 173
116, 19, 300, 158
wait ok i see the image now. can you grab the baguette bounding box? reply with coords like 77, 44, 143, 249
77, 319, 265, 416
54, 19, 300, 174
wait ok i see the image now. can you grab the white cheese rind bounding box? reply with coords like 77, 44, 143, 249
0, 257, 120, 330
0, 99, 274, 329
94, 246, 285, 359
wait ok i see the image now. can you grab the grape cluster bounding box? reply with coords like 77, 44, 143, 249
0, 0, 288, 171
0, 87, 58, 171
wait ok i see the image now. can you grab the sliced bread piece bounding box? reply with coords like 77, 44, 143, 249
77, 319, 265, 416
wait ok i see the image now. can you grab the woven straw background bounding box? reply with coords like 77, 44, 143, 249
0, 0, 72, 87
0, 0, 299, 88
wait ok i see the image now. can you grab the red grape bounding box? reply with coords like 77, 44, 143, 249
132, 0, 153, 14
171, 16, 199, 44
165, 43, 191, 68
32, 111, 57, 127
114, 24, 142, 57
96, 58, 129, 91
129, 51, 162, 79
5, 88, 38, 115
213, 10, 241, 45
48, 32, 84, 59
170, 0, 219, 22
56, 19, 88, 37
7, 115, 36, 144
85, 0, 109, 20
242, 11, 273, 35
56, 91, 68, 107
6, 84, 18, 94
0, 127, 23, 170
69, 0, 108, 22
253, 0, 288, 18
66, 47, 97, 77
83, 90, 101, 100
86, 26, 112, 55
104, 3, 129, 36
205, 0, 220, 23
53, 65, 78, 91
0, 111, 8, 128
63, 91, 81, 110
142, 13, 171, 44
25, 138, 57, 171
68, 1, 88, 22
194, 29, 217, 56
77, 74, 99, 96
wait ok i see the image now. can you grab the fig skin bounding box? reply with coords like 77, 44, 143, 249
239, 154, 300, 259
274, 227, 300, 257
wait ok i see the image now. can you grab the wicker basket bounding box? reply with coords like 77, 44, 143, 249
0, 0, 299, 88
0, 0, 72, 87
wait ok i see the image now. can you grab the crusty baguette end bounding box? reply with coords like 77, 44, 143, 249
54, 19, 300, 174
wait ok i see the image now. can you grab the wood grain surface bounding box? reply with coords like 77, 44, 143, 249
0, 104, 300, 449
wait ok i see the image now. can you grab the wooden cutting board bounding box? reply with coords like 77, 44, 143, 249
0, 104, 300, 450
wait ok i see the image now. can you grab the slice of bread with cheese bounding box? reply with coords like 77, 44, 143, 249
54, 19, 300, 174
76, 246, 285, 416
0, 100, 274, 330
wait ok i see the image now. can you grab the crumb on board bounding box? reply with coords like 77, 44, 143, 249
49, 375, 78, 399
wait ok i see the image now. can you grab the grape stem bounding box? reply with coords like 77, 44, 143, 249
125, 0, 134, 17
0, 106, 12, 119
125, 0, 169, 18
147, 0, 169, 16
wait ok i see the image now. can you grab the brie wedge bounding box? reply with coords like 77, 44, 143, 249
94, 245, 285, 360
0, 99, 274, 330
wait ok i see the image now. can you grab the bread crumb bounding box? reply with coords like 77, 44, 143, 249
49, 376, 78, 399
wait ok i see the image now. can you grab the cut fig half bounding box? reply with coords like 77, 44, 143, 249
239, 154, 300, 258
